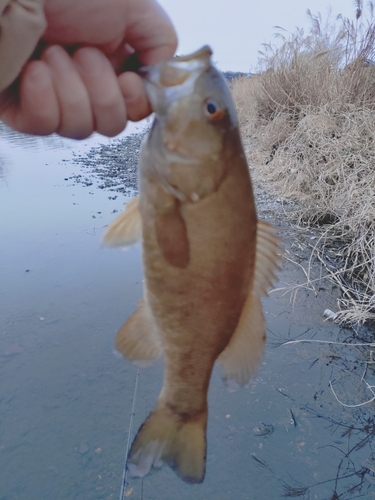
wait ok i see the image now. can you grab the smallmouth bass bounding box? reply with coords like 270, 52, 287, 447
104, 46, 281, 484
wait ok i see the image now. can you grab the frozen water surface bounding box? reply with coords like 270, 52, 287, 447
1, 123, 375, 500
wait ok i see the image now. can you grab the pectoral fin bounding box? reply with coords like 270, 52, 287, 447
103, 197, 142, 248
218, 220, 281, 391
115, 299, 162, 367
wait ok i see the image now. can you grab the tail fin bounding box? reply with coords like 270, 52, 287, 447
127, 406, 207, 484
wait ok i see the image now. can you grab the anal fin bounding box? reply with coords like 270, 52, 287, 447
115, 299, 162, 367
103, 197, 142, 248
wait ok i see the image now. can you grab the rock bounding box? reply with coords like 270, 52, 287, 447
323, 309, 338, 321
78, 442, 89, 455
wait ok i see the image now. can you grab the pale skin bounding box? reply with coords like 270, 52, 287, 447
0, 0, 177, 138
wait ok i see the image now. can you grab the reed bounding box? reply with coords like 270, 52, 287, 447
232, 0, 375, 325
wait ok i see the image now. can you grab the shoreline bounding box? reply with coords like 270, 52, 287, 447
71, 127, 371, 337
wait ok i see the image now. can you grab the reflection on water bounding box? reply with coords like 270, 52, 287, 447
0, 155, 5, 178
0, 118, 151, 175
0, 126, 145, 500
0, 122, 70, 151
1, 126, 375, 500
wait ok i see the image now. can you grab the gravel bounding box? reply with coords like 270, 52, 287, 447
70, 131, 148, 196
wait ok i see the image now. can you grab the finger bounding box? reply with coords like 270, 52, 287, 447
42, 45, 94, 139
106, 43, 136, 75
73, 47, 127, 137
0, 60, 60, 135
118, 72, 151, 122
126, 0, 178, 65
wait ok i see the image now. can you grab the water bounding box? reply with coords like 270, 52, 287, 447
1, 125, 375, 500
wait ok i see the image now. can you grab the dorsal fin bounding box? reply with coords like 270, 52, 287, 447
218, 293, 266, 391
102, 197, 142, 248
253, 220, 282, 297
218, 220, 282, 391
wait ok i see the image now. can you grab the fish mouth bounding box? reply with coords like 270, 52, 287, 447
140, 46, 213, 113
140, 46, 212, 85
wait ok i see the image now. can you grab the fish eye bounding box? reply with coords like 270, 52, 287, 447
206, 101, 217, 114
204, 99, 224, 121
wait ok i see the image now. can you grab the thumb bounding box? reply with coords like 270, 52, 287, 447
125, 0, 178, 65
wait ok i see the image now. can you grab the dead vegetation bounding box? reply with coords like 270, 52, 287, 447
232, 0, 375, 326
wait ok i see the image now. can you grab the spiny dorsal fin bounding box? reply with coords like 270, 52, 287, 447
103, 197, 142, 248
115, 298, 162, 367
253, 220, 282, 297
218, 220, 282, 391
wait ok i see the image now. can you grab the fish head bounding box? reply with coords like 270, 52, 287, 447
140, 46, 242, 202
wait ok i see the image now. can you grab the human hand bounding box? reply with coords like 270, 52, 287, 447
0, 0, 177, 138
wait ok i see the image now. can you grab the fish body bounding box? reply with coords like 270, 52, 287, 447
104, 46, 280, 483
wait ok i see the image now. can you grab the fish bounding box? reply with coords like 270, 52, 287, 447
103, 46, 281, 484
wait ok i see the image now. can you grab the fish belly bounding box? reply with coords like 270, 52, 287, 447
140, 165, 256, 412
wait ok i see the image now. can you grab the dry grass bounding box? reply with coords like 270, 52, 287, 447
232, 0, 375, 326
